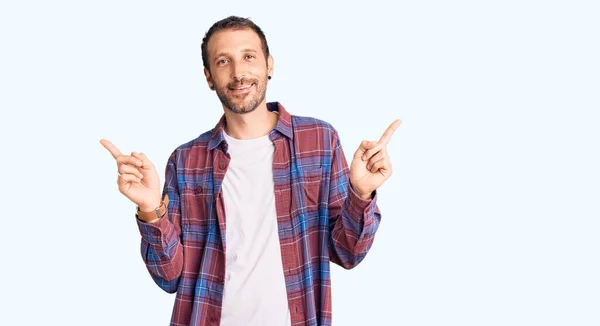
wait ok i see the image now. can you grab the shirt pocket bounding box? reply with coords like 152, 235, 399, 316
179, 181, 213, 230
300, 165, 323, 210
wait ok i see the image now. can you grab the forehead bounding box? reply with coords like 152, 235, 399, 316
207, 28, 263, 57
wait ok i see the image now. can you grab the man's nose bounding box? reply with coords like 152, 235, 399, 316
231, 62, 246, 81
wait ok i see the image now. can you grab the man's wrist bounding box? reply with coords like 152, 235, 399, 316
350, 183, 373, 200
139, 197, 162, 212
139, 204, 159, 213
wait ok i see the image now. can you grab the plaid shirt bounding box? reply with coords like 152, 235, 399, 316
136, 102, 381, 325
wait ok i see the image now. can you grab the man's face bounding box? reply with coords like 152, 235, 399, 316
204, 28, 273, 114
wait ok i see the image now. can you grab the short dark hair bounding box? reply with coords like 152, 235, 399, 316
201, 16, 270, 72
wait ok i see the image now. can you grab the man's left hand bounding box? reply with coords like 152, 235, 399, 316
349, 119, 402, 200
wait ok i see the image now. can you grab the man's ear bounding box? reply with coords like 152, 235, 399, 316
204, 67, 215, 90
267, 55, 274, 79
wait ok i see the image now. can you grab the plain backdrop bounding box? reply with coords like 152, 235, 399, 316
1, 0, 599, 325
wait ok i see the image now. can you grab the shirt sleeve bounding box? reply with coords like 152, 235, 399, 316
135, 151, 184, 293
328, 130, 382, 269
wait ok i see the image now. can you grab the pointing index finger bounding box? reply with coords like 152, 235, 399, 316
100, 139, 123, 159
378, 119, 402, 145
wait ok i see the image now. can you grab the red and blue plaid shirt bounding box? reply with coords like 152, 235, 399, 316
136, 102, 381, 325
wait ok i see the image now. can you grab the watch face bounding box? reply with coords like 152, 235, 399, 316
158, 203, 166, 217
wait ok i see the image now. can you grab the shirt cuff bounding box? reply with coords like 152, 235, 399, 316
135, 195, 172, 246
347, 185, 378, 223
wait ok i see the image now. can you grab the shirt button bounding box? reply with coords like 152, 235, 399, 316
160, 256, 167, 261
219, 163, 227, 170
153, 230, 160, 236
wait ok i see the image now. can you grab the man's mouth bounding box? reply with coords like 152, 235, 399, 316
229, 84, 253, 94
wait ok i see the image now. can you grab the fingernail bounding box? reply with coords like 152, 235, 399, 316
362, 155, 366, 161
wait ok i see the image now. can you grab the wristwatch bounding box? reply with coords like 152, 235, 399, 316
137, 195, 170, 221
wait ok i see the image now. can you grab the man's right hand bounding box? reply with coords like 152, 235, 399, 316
100, 139, 162, 213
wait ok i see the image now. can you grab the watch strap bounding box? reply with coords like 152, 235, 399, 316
137, 194, 170, 221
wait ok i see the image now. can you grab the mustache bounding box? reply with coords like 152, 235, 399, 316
227, 77, 259, 89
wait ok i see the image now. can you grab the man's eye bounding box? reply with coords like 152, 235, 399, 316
217, 59, 228, 65
246, 55, 255, 60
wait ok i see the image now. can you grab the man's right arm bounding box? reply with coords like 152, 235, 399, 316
135, 151, 184, 294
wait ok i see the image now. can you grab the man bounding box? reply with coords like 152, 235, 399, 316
101, 16, 401, 326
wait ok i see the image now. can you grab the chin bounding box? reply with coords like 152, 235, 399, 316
226, 101, 259, 114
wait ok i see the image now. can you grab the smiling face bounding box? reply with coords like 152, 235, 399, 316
204, 28, 273, 114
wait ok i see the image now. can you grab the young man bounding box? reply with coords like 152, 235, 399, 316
101, 16, 400, 326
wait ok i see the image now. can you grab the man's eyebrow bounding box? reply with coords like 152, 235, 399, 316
214, 49, 257, 60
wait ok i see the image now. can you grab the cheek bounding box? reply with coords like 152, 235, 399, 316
248, 65, 267, 77
213, 78, 230, 90
210, 69, 230, 84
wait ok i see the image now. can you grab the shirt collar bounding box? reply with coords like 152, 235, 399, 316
207, 101, 293, 151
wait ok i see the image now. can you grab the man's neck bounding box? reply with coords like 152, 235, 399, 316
223, 101, 279, 140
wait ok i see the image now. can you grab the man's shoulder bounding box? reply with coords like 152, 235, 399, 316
168, 129, 215, 158
290, 114, 339, 137
289, 114, 343, 152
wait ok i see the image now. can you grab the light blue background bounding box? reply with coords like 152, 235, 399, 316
1, 0, 599, 325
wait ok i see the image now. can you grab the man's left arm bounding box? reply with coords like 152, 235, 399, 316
328, 120, 401, 269
328, 132, 381, 269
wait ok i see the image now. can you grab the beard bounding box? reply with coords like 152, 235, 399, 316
215, 75, 268, 115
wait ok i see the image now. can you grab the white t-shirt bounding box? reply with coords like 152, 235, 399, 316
220, 130, 291, 326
